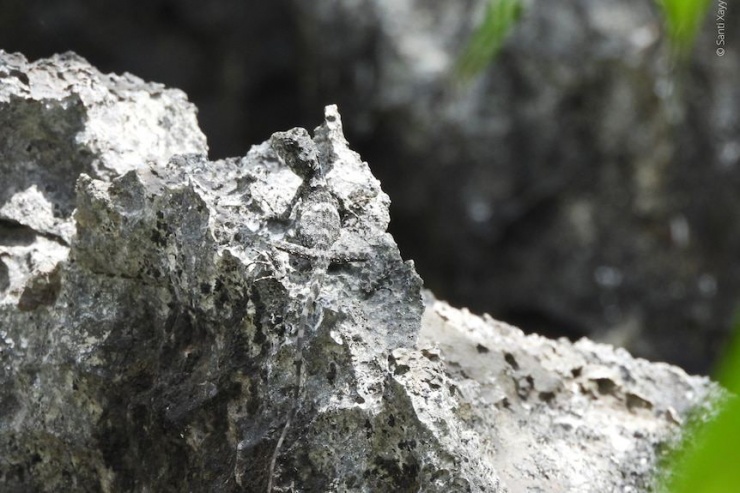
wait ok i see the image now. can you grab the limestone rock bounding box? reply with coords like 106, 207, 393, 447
0, 50, 207, 304
0, 52, 721, 492
420, 298, 720, 492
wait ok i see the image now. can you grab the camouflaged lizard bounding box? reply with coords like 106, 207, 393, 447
265, 127, 367, 492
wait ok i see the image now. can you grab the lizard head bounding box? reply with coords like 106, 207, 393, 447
270, 128, 322, 181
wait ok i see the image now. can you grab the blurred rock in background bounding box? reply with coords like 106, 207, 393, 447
2, 0, 738, 373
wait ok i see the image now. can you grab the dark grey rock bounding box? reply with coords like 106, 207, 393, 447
291, 0, 740, 373
0, 0, 303, 159
0, 51, 721, 492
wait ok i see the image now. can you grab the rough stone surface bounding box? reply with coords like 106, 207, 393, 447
420, 297, 720, 492
0, 50, 207, 305
0, 52, 722, 492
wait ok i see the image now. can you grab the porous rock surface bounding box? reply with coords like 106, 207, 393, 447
420, 298, 719, 492
0, 52, 720, 492
0, 50, 207, 299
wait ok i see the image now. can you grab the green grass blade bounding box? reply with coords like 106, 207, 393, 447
657, 0, 713, 56
456, 0, 524, 80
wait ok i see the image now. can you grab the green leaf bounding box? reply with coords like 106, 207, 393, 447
656, 0, 713, 57
662, 397, 740, 493
660, 312, 740, 492
456, 0, 524, 81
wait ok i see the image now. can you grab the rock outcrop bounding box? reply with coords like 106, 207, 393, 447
0, 52, 721, 492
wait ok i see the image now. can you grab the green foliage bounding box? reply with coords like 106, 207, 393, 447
456, 0, 714, 80
656, 0, 713, 56
456, 0, 523, 81
660, 315, 740, 492
662, 399, 740, 492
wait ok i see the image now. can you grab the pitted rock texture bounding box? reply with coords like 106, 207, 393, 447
420, 298, 720, 492
0, 52, 721, 492
0, 52, 495, 491
64, 108, 450, 490
0, 50, 207, 304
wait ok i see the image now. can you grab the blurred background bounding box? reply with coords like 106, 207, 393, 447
1, 0, 737, 374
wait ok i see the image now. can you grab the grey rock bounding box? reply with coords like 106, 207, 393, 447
0, 50, 207, 305
420, 297, 720, 492
0, 52, 721, 492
